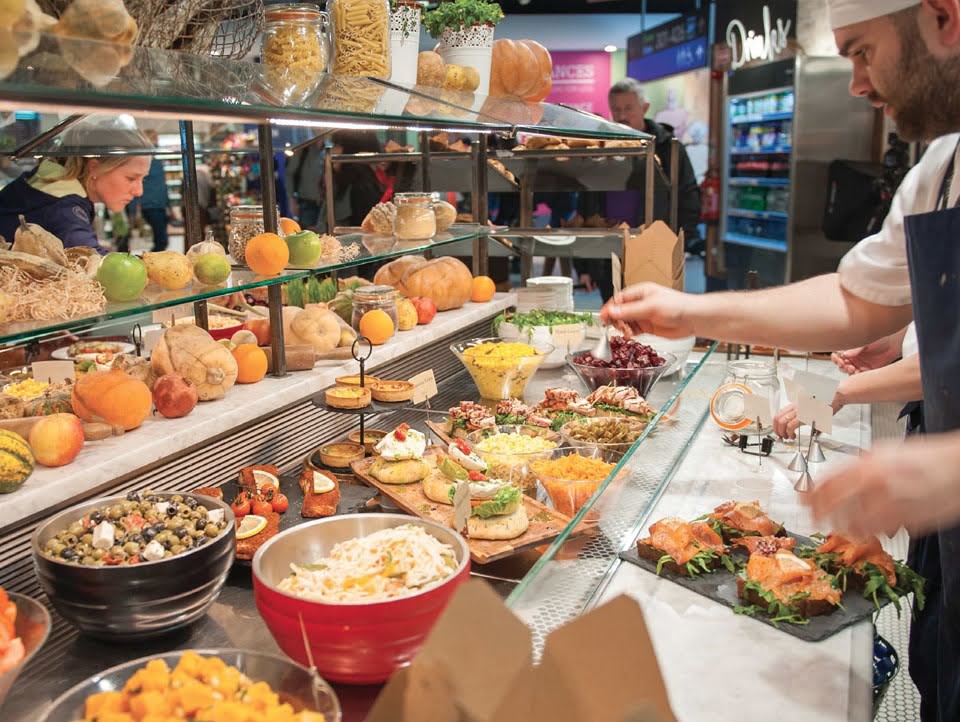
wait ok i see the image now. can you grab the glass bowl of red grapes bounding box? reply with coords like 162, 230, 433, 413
567, 339, 674, 397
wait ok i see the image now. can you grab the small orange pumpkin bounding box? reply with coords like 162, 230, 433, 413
232, 344, 268, 384
72, 368, 152, 431
244, 232, 289, 276
489, 39, 553, 102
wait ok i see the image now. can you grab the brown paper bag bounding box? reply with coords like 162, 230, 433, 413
623, 221, 685, 291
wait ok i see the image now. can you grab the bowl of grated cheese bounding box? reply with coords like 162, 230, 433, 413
252, 514, 470, 684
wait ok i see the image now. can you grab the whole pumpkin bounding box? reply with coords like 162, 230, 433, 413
374, 256, 472, 311
0, 429, 33, 493
524, 40, 553, 102
489, 39, 552, 101
151, 325, 239, 401
24, 391, 73, 417
72, 369, 152, 431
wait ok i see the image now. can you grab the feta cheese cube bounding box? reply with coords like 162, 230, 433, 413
92, 521, 115, 550
155, 502, 170, 515
206, 508, 224, 525
142, 540, 165, 562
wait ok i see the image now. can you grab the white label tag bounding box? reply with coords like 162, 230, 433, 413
793, 370, 840, 404
742, 392, 773, 428
452, 480, 471, 535
142, 329, 164, 356
409, 370, 439, 404
31, 360, 75, 384
611, 252, 623, 296
796, 393, 834, 434
549, 324, 584, 352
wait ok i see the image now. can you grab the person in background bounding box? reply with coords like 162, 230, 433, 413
330, 131, 384, 228
578, 78, 702, 299
0, 117, 152, 252
129, 129, 171, 251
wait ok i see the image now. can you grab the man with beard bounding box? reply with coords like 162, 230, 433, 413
601, 2, 960, 718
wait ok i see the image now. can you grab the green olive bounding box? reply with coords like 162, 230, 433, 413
109, 545, 125, 558
81, 533, 93, 545
47, 541, 65, 556
68, 522, 84, 536
92, 549, 105, 560
204, 524, 219, 538
75, 543, 92, 557
170, 544, 185, 555
172, 495, 183, 503
108, 507, 122, 521
181, 536, 193, 549
81, 556, 96, 566
62, 533, 78, 546
123, 542, 140, 555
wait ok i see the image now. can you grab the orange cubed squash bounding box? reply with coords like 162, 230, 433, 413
243, 680, 279, 710
96, 714, 136, 722
174, 679, 215, 715
174, 650, 206, 678
296, 712, 328, 722
84, 691, 128, 717
128, 691, 170, 720
264, 703, 298, 722
214, 666, 242, 697
208, 701, 255, 722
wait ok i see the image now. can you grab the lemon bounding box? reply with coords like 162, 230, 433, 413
193, 253, 231, 285
312, 471, 335, 494
236, 514, 267, 539
252, 469, 279, 491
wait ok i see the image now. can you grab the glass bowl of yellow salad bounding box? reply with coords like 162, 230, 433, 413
465, 425, 561, 493
450, 338, 553, 400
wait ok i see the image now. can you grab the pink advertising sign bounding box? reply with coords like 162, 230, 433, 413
546, 51, 613, 117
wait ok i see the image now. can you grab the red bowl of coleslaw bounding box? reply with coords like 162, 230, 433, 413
252, 514, 471, 684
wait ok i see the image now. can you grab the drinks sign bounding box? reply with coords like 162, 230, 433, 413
727, 5, 791, 70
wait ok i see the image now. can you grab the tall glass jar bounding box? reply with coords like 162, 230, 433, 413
329, 0, 391, 79
261, 4, 330, 102
351, 285, 399, 333
710, 360, 781, 435
393, 192, 437, 240
228, 206, 280, 264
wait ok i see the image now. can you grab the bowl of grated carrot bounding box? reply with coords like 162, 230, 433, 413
530, 447, 620, 518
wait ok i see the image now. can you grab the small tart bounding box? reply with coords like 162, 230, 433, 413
326, 385, 372, 409
371, 380, 415, 403
319, 441, 365, 468
335, 374, 380, 388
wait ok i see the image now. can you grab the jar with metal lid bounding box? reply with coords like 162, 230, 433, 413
351, 285, 399, 332
393, 192, 437, 241
329, 0, 391, 79
710, 360, 781, 435
228, 205, 280, 264
261, 4, 329, 101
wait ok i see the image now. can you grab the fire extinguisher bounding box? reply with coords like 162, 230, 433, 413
700, 168, 720, 223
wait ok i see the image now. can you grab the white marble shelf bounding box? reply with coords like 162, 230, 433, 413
1, 294, 515, 532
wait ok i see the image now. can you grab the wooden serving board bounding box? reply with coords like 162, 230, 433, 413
350, 451, 589, 565
425, 419, 459, 446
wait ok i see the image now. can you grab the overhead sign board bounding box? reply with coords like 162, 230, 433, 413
627, 11, 710, 82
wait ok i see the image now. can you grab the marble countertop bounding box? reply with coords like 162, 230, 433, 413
597, 357, 875, 722
1, 294, 515, 533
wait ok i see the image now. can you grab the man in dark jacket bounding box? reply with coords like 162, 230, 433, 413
578, 78, 702, 301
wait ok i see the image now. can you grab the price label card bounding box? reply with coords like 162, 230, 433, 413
793, 369, 840, 403
452, 480, 470, 535
742, 392, 773, 428
31, 360, 75, 384
142, 329, 164, 356
550, 324, 584, 351
796, 393, 834, 435
152, 304, 191, 325
611, 252, 623, 296
409, 369, 439, 404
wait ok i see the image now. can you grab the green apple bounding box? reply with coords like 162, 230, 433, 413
193, 253, 231, 285
285, 230, 323, 267
96, 252, 148, 302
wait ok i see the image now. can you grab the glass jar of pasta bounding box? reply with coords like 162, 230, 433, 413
261, 4, 329, 101
228, 205, 281, 265
329, 0, 391, 79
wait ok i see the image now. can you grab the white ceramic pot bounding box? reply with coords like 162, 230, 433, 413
437, 24, 495, 95
497, 321, 587, 369
389, 4, 421, 86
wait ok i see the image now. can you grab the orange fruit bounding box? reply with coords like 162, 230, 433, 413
244, 233, 289, 275
279, 217, 301, 235
470, 275, 496, 303
359, 309, 395, 345
232, 344, 268, 384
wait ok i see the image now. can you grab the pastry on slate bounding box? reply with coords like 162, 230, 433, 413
299, 468, 340, 518
193, 487, 224, 501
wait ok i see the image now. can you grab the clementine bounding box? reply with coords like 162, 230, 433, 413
470, 275, 496, 303
244, 233, 289, 275
279, 217, 301, 235
232, 344, 268, 384
359, 309, 395, 345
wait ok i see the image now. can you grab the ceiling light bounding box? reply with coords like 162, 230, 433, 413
604, 45, 618, 53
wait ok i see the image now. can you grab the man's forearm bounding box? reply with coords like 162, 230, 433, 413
685, 274, 913, 350
836, 354, 923, 406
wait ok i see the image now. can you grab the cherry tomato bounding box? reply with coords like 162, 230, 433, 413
231, 495, 251, 517
468, 470, 486, 481
259, 483, 278, 497
252, 499, 274, 517
394, 423, 409, 442
455, 439, 472, 456
271, 493, 289, 513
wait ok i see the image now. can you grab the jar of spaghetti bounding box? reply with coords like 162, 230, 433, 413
329, 0, 391, 79
393, 192, 437, 241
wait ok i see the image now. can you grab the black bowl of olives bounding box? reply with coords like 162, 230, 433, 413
31, 491, 235, 640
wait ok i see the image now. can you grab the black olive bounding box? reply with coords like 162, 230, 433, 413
126, 491, 141, 502
153, 523, 166, 533
128, 533, 144, 545
60, 548, 78, 560
146, 495, 161, 503
174, 527, 189, 539
184, 497, 198, 509
194, 535, 206, 546
143, 527, 157, 541
166, 505, 177, 517
90, 511, 104, 524
195, 519, 206, 531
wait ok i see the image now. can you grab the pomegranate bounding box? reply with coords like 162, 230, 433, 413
152, 374, 199, 419
410, 296, 437, 325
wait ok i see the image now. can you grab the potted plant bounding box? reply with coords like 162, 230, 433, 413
389, 0, 423, 86
423, 0, 505, 95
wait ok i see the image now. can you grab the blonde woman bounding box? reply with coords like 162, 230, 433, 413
0, 119, 152, 253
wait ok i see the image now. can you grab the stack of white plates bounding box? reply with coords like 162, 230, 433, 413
523, 276, 574, 312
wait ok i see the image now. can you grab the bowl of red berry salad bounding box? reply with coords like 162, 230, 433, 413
567, 338, 674, 397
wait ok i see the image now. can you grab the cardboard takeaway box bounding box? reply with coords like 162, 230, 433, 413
621, 221, 685, 292
365, 580, 677, 722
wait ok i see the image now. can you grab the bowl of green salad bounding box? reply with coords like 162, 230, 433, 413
494, 310, 594, 369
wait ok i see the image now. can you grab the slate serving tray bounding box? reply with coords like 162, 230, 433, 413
618, 533, 892, 642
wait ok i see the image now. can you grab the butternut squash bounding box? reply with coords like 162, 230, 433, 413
150, 325, 238, 401
281, 306, 340, 353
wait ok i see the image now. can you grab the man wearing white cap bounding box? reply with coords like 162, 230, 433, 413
600, 2, 960, 718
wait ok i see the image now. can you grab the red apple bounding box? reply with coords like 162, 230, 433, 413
152, 374, 199, 419
410, 296, 437, 324
29, 413, 84, 467
244, 318, 271, 345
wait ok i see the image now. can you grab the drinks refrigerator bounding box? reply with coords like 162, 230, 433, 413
719, 56, 876, 287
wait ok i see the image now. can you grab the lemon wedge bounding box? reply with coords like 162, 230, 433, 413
313, 472, 335, 494
252, 470, 279, 490
236, 514, 267, 539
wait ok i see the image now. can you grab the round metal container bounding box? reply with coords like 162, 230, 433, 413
37, 648, 341, 722
32, 492, 235, 640
0, 593, 52, 707
252, 513, 470, 684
